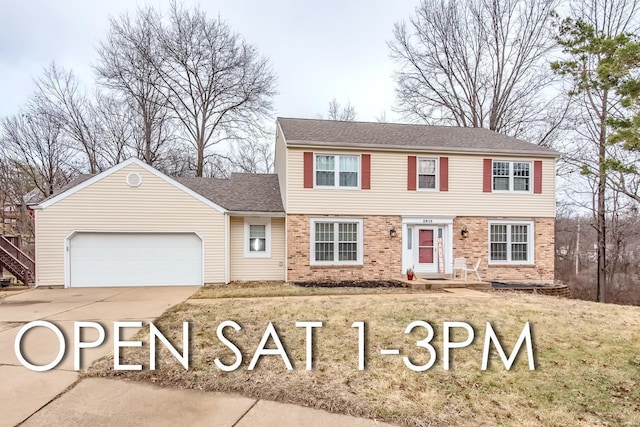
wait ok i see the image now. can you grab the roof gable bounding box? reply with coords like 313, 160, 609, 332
34, 158, 226, 212
277, 117, 560, 157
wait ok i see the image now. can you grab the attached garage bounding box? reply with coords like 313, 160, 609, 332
68, 232, 203, 287
32, 158, 285, 288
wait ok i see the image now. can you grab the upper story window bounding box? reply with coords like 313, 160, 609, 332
315, 155, 359, 188
493, 161, 531, 192
417, 158, 438, 190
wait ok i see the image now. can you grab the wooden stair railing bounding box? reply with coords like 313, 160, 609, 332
0, 236, 34, 285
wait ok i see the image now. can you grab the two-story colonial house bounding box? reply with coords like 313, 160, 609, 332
275, 118, 558, 283
28, 117, 558, 288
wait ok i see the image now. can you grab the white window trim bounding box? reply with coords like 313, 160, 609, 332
492, 160, 533, 193
244, 218, 271, 258
416, 157, 439, 192
310, 218, 364, 265
487, 220, 535, 265
313, 154, 361, 189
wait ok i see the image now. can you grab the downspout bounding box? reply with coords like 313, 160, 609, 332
284, 215, 288, 283
224, 213, 230, 284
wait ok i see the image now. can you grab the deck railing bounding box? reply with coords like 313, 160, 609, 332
0, 235, 35, 275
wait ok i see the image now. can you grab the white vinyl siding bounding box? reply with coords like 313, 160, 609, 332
274, 129, 288, 210
285, 149, 555, 217
230, 216, 285, 281
34, 163, 226, 287
310, 218, 363, 265
488, 220, 534, 264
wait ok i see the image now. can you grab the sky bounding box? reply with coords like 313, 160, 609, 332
0, 0, 418, 122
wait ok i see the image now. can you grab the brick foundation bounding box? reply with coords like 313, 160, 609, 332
286, 215, 554, 283
287, 214, 402, 282
453, 217, 554, 282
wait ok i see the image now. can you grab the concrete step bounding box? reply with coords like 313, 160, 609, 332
430, 282, 492, 290
395, 276, 491, 291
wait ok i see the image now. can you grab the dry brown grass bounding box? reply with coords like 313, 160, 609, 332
87, 292, 640, 427
192, 281, 434, 299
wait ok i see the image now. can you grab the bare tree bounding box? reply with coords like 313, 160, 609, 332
229, 138, 274, 173
327, 98, 357, 121
389, 0, 563, 143
552, 0, 640, 302
92, 92, 135, 166
95, 6, 173, 166
145, 2, 277, 177
34, 63, 103, 173
1, 102, 74, 198
376, 111, 388, 123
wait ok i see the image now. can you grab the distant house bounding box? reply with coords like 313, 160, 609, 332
30, 118, 558, 288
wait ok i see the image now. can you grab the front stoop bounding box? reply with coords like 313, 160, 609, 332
396, 277, 492, 291
396, 277, 431, 290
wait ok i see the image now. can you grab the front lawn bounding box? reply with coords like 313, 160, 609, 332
87, 292, 640, 427
191, 281, 433, 299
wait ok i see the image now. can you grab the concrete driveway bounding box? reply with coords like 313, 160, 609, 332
0, 286, 198, 427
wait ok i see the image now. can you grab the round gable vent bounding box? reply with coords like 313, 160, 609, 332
126, 172, 142, 187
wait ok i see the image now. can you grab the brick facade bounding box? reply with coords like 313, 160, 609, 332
286, 215, 554, 283
287, 214, 402, 282
453, 216, 554, 283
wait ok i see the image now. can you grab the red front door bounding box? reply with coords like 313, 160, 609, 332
418, 229, 435, 265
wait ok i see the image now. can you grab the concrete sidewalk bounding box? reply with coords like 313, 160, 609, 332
0, 287, 199, 427
21, 378, 396, 427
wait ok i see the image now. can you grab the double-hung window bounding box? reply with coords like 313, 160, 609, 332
315, 155, 359, 188
244, 218, 271, 258
311, 218, 363, 264
489, 221, 533, 264
418, 158, 438, 190
493, 161, 531, 192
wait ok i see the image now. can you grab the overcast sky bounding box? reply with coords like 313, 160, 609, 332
0, 0, 419, 122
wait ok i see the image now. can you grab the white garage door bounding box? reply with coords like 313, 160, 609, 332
69, 232, 202, 287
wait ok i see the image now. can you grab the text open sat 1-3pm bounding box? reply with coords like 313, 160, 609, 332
13, 320, 535, 372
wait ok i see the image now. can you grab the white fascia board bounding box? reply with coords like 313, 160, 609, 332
227, 211, 285, 217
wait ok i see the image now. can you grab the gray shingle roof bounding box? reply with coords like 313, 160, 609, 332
277, 117, 559, 157
176, 174, 283, 212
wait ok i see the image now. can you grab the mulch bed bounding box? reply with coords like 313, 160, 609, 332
292, 280, 408, 289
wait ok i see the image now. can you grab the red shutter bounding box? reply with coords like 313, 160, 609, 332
361, 154, 371, 190
483, 158, 492, 192
408, 156, 417, 191
534, 160, 543, 194
303, 152, 313, 188
439, 157, 449, 191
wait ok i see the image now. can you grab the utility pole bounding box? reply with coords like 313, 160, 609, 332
575, 220, 580, 276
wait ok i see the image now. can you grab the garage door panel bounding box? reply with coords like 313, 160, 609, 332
69, 233, 202, 287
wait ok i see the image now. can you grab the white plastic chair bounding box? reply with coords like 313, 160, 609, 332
452, 257, 467, 279
462, 259, 482, 281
